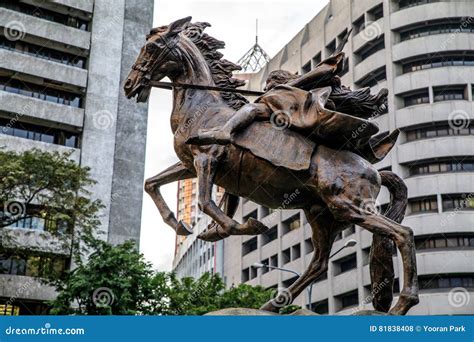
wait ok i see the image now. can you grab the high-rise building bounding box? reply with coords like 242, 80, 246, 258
222, 0, 474, 315
0, 0, 153, 315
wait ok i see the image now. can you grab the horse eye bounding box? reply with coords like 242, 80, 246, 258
146, 43, 157, 53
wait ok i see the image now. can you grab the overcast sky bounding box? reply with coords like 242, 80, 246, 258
139, 0, 330, 271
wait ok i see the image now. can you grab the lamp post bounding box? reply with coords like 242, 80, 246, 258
252, 238, 357, 311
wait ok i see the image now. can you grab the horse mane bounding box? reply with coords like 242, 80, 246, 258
182, 22, 249, 110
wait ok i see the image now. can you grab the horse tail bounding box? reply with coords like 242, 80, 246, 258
370, 170, 408, 312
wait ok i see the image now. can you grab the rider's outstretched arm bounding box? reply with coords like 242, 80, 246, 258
286, 52, 344, 91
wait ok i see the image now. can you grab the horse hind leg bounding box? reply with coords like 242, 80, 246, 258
326, 196, 419, 315
260, 208, 340, 312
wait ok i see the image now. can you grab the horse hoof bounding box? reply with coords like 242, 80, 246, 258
198, 229, 224, 242
176, 220, 193, 236
245, 218, 269, 234
259, 300, 281, 313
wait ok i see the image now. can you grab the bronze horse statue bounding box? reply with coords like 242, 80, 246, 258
124, 17, 419, 314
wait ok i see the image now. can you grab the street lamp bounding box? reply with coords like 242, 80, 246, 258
252, 238, 357, 312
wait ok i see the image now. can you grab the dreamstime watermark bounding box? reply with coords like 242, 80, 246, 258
5, 323, 85, 336
179, 103, 210, 134
270, 110, 292, 130
3, 200, 26, 220
448, 110, 470, 131
360, 21, 383, 42
276, 189, 300, 211
4, 21, 26, 41
440, 16, 473, 50
448, 287, 470, 308
438, 192, 473, 231
5, 278, 37, 309
352, 278, 390, 313
92, 287, 115, 307
270, 287, 293, 308
92, 110, 115, 130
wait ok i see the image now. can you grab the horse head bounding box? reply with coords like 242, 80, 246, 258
124, 16, 192, 102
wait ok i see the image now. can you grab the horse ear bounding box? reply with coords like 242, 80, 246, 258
167, 16, 192, 37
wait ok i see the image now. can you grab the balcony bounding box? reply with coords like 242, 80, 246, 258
398, 135, 474, 164
404, 172, 474, 199
0, 91, 84, 128
0, 49, 88, 88
0, 8, 90, 50
392, 33, 474, 63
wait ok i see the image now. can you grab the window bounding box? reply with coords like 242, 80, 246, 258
337, 290, 359, 310
0, 77, 83, 108
442, 194, 474, 211
242, 237, 258, 256
356, 67, 386, 88
368, 4, 383, 21
419, 274, 474, 290
282, 214, 301, 235
250, 266, 258, 279
398, 0, 441, 10
0, 0, 90, 31
416, 234, 474, 250
405, 122, 474, 142
312, 52, 322, 67
401, 89, 429, 107
282, 248, 291, 265
270, 254, 278, 267
241, 268, 250, 282
261, 258, 269, 274
0, 36, 87, 69
353, 15, 365, 35
355, 36, 385, 62
409, 196, 438, 214
301, 61, 311, 74
400, 20, 474, 41
291, 244, 301, 261
310, 299, 329, 314
0, 253, 69, 278
282, 275, 298, 289
0, 118, 80, 148
409, 159, 474, 176
433, 85, 466, 102
334, 253, 357, 275
326, 39, 336, 56
261, 225, 278, 245
344, 225, 355, 237
243, 209, 258, 222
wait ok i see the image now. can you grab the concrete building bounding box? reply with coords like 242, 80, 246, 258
0, 0, 153, 315
220, 0, 474, 315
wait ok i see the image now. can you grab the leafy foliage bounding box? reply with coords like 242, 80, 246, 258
0, 149, 103, 260
49, 241, 273, 315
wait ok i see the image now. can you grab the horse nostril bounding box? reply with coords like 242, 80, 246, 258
124, 79, 133, 89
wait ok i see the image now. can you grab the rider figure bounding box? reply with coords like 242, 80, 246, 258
187, 52, 398, 163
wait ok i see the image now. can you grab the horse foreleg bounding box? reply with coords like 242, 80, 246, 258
260, 209, 338, 312
193, 153, 269, 242
145, 162, 195, 236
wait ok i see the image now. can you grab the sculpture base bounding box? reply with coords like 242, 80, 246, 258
205, 308, 319, 316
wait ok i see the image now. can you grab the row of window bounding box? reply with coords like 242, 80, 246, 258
2, 208, 71, 235
405, 122, 474, 142
241, 214, 301, 256
1, 0, 89, 31
0, 253, 70, 278
416, 234, 474, 250
0, 118, 80, 148
409, 193, 474, 214
355, 36, 385, 63
398, 0, 441, 10
0, 35, 87, 69
0, 77, 83, 108
409, 159, 474, 176
400, 20, 474, 42
402, 54, 474, 74
401, 85, 469, 108
310, 273, 474, 314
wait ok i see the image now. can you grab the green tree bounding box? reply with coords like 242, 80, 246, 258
0, 149, 103, 260
50, 240, 155, 315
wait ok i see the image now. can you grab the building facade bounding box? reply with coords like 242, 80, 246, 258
222, 0, 474, 315
0, 0, 153, 314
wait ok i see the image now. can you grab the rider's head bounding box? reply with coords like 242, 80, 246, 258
264, 70, 299, 91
